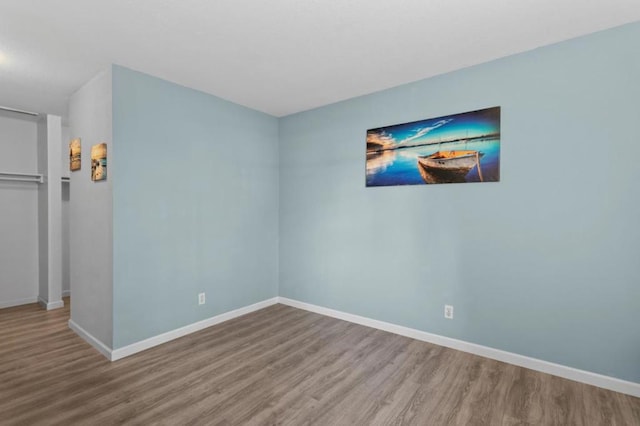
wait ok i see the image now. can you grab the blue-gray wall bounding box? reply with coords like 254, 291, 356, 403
112, 66, 279, 349
279, 23, 640, 383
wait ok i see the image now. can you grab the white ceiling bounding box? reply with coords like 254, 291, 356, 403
1, 1, 639, 118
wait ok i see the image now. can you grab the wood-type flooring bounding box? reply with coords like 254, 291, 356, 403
1, 299, 638, 425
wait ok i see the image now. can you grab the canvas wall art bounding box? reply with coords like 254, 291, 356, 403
91, 142, 107, 181
366, 107, 500, 186
69, 138, 81, 171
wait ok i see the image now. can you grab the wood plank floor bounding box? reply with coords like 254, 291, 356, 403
0, 300, 638, 425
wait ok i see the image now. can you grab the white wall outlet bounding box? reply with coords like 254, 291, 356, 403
198, 292, 206, 305
444, 305, 454, 319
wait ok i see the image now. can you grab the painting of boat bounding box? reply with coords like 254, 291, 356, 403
366, 106, 500, 186
417, 150, 484, 183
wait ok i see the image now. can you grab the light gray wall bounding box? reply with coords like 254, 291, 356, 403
61, 125, 70, 296
61, 181, 70, 296
68, 68, 113, 347
36, 117, 49, 303
0, 113, 39, 308
36, 114, 63, 308
278, 22, 640, 383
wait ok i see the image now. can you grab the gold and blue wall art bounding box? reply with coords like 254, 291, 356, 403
90, 142, 107, 182
366, 107, 500, 186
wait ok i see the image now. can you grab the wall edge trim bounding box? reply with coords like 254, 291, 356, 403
38, 297, 64, 310
0, 297, 38, 310
68, 319, 113, 360
110, 297, 280, 361
277, 297, 640, 398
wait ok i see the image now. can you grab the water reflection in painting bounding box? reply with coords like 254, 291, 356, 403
366, 107, 500, 186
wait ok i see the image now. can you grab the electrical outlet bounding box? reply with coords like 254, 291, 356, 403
198, 293, 206, 305
444, 305, 454, 319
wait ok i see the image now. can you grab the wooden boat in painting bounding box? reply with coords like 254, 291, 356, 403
417, 150, 483, 176
416, 150, 485, 184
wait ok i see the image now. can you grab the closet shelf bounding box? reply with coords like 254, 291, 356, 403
0, 172, 71, 184
0, 171, 43, 183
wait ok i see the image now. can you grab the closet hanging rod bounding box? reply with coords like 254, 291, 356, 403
0, 106, 39, 117
0, 172, 44, 183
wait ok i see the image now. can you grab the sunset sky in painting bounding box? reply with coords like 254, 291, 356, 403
367, 107, 500, 150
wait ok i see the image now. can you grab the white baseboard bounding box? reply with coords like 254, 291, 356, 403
38, 297, 65, 310
110, 297, 280, 361
62, 290, 71, 297
277, 297, 640, 398
0, 296, 38, 309
68, 319, 113, 360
